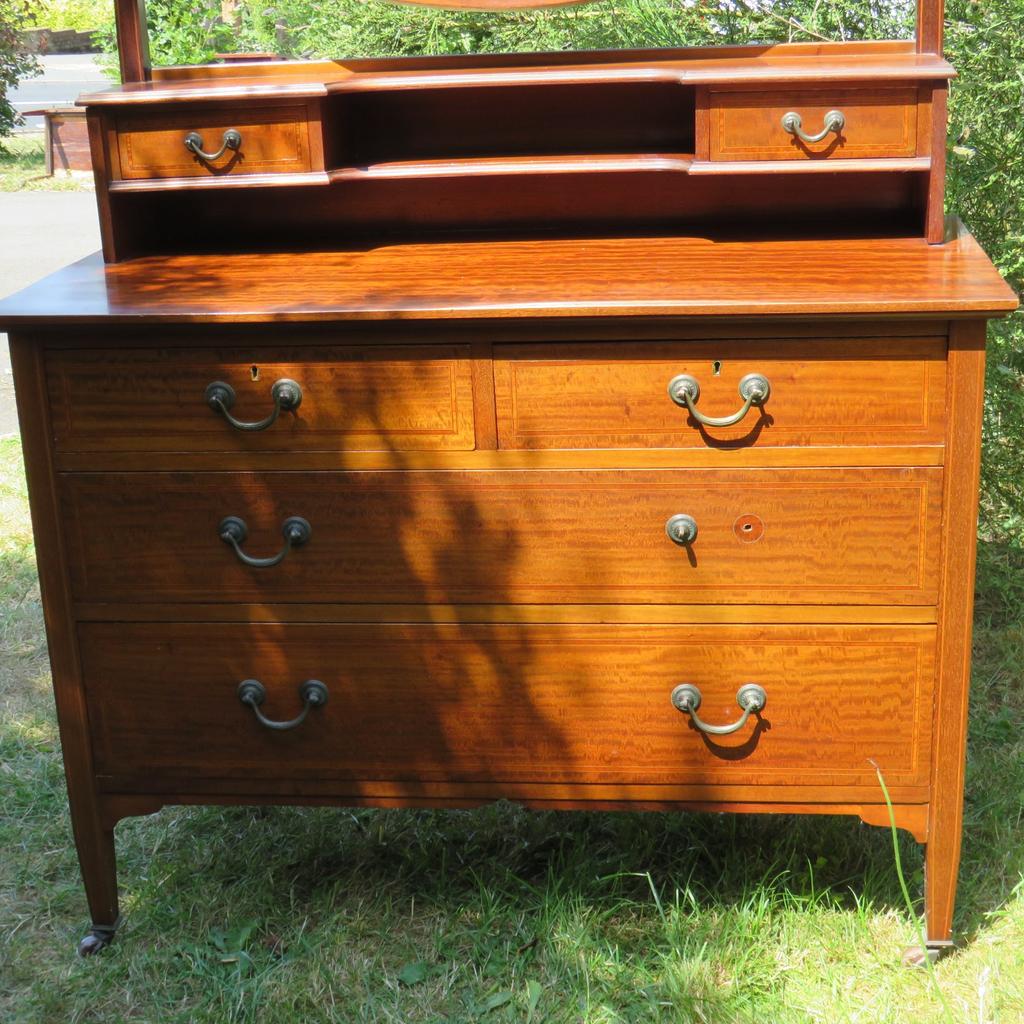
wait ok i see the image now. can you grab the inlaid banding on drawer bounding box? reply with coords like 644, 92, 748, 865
114, 104, 315, 179
46, 345, 476, 453
494, 338, 946, 450
61, 467, 941, 605
708, 87, 919, 161
80, 622, 935, 790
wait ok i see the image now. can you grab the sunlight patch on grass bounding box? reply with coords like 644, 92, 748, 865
0, 712, 58, 748
0, 135, 92, 193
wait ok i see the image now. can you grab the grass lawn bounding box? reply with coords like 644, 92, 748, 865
0, 134, 92, 193
0, 434, 1022, 1022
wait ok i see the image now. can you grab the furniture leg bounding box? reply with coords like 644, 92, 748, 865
71, 805, 121, 956
901, 324, 989, 968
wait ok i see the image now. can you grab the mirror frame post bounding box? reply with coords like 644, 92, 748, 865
115, 0, 151, 82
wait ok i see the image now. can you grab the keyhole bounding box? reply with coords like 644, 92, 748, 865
250, 365, 260, 382
712, 360, 722, 376
733, 514, 765, 543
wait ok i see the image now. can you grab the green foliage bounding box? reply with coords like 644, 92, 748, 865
96, 0, 916, 66
236, 0, 914, 59
95, 0, 237, 72
944, 0, 1024, 560
32, 0, 109, 32
0, 0, 40, 143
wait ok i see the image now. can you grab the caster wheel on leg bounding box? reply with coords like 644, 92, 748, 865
77, 916, 122, 957
901, 941, 954, 968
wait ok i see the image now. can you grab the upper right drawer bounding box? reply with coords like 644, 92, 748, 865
493, 336, 945, 450
707, 87, 919, 161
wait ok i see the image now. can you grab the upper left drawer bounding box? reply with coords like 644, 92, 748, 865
45, 344, 477, 453
113, 104, 317, 180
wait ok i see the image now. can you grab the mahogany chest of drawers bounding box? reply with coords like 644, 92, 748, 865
0, 17, 1016, 964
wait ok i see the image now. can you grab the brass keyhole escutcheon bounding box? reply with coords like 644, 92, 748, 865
733, 514, 765, 543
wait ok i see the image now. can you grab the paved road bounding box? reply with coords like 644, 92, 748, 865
0, 194, 102, 437
9, 53, 107, 131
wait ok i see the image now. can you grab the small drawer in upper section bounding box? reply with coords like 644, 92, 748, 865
707, 87, 919, 161
493, 337, 945, 450
46, 344, 476, 452
113, 103, 319, 180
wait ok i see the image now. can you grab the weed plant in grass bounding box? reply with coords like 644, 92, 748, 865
1, 433, 1023, 1021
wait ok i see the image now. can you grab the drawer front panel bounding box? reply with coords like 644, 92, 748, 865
63, 468, 941, 605
709, 88, 919, 161
80, 622, 935, 789
494, 338, 945, 449
115, 105, 313, 179
46, 345, 476, 453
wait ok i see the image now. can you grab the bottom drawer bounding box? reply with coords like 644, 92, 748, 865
81, 622, 935, 791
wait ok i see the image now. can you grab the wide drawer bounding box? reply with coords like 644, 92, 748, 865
494, 337, 945, 449
114, 104, 315, 180
46, 344, 476, 452
81, 622, 935, 790
62, 467, 942, 605
708, 87, 919, 161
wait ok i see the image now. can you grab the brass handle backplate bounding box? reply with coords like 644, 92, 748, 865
184, 128, 242, 162
780, 110, 845, 145
206, 378, 302, 431
671, 683, 766, 736
238, 678, 328, 731
219, 515, 311, 568
668, 372, 770, 427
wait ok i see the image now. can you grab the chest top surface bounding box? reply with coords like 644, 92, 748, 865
0, 225, 1015, 328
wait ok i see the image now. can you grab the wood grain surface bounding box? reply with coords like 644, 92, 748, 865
12, 6, 1003, 953
79, 50, 955, 107
46, 343, 476, 453
0, 228, 1015, 326
925, 320, 986, 941
113, 0, 150, 84
71, 602, 940, 625
78, 621, 936, 790
709, 87, 918, 161
493, 337, 946, 449
8, 336, 121, 931
60, 467, 942, 605
53, 446, 945, 474
115, 104, 315, 179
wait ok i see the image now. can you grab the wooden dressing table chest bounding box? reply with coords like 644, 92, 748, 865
0, 0, 1015, 962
